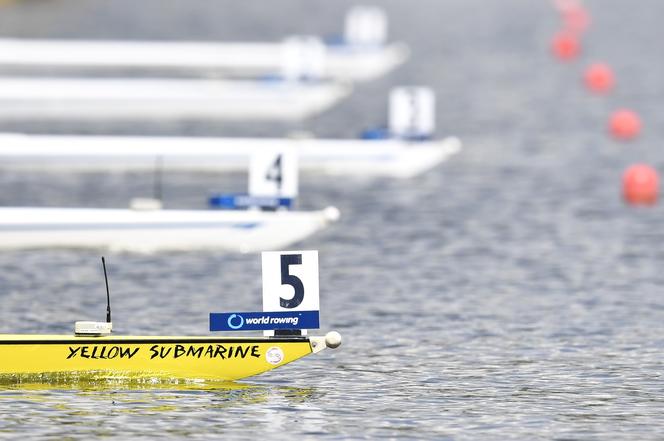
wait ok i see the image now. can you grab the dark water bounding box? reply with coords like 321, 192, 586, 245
1, 0, 664, 439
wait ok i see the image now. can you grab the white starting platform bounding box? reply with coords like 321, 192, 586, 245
0, 205, 339, 253
0, 7, 406, 82
0, 86, 461, 179
0, 77, 350, 121
0, 133, 461, 179
0, 147, 338, 253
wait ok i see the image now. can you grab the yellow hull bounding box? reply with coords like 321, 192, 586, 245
0, 335, 323, 382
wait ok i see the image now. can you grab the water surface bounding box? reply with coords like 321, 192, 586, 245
0, 0, 663, 439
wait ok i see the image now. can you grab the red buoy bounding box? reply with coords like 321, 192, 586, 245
562, 5, 590, 34
584, 63, 614, 94
623, 164, 659, 205
553, 0, 580, 13
551, 32, 580, 61
609, 109, 641, 140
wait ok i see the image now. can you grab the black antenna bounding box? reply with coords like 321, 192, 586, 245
101, 256, 112, 323
154, 155, 163, 202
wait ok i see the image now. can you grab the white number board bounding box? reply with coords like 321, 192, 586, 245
280, 36, 326, 81
389, 86, 435, 139
344, 6, 388, 46
249, 147, 298, 198
262, 250, 319, 335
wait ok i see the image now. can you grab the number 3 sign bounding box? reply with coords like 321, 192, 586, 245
262, 250, 319, 335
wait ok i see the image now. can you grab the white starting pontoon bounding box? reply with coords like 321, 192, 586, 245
0, 7, 406, 81
0, 77, 350, 121
0, 205, 340, 253
0, 149, 338, 253
0, 86, 460, 178
0, 39, 406, 82
0, 133, 461, 179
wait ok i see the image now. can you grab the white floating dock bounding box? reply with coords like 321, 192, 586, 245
0, 38, 408, 82
0, 77, 350, 121
0, 133, 462, 178
0, 206, 340, 253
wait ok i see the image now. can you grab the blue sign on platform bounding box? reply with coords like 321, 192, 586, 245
209, 310, 319, 332
209, 194, 293, 210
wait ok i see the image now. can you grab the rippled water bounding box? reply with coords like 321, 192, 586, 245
1, 0, 664, 439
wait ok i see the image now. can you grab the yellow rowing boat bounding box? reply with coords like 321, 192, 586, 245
1, 253, 341, 384
0, 333, 341, 382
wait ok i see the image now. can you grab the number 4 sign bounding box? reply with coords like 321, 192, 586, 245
249, 147, 298, 199
262, 250, 319, 336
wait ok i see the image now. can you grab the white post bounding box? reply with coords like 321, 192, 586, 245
344, 6, 388, 47
389, 86, 436, 140
280, 36, 326, 81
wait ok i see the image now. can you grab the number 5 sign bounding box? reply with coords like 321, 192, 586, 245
262, 250, 319, 335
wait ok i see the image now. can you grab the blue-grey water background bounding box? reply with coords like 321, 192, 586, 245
0, 0, 663, 439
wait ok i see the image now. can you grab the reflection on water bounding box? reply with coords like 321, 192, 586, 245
0, 375, 254, 390
0, 381, 323, 438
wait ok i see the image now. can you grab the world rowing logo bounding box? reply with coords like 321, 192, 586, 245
227, 314, 244, 330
